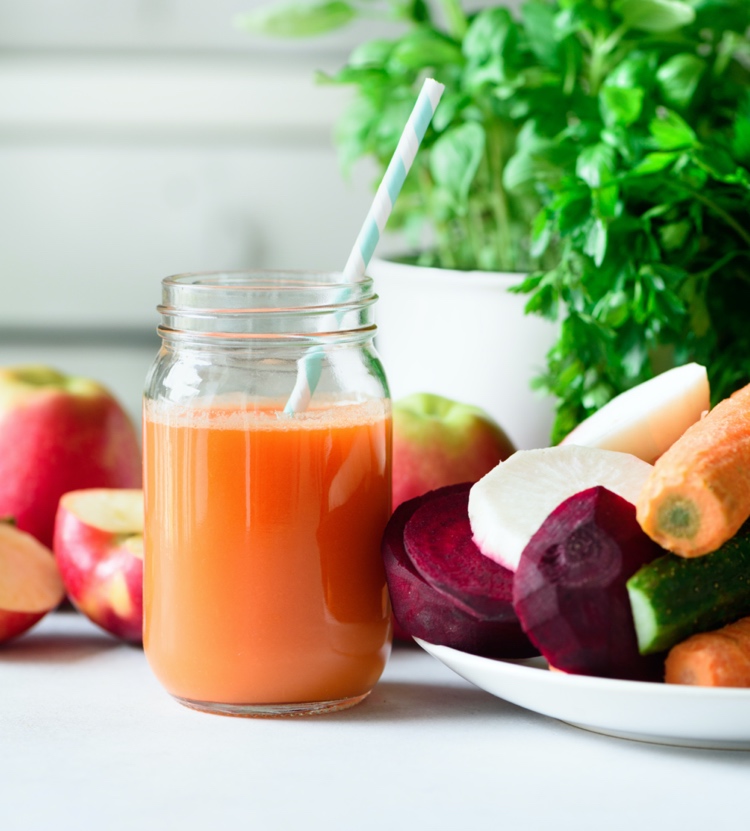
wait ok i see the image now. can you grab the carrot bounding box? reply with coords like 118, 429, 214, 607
636, 381, 750, 557
664, 616, 750, 687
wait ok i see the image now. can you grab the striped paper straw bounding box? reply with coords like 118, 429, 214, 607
284, 77, 445, 414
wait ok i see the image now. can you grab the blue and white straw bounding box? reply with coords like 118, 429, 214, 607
284, 77, 445, 414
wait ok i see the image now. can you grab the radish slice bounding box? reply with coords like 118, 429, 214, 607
560, 363, 709, 463
0, 523, 65, 612
468, 445, 653, 572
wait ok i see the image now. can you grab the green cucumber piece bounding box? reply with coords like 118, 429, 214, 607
627, 523, 750, 655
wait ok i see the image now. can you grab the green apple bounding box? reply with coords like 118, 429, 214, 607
392, 393, 515, 512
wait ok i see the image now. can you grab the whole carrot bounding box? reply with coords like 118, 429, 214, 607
665, 616, 750, 687
636, 381, 750, 557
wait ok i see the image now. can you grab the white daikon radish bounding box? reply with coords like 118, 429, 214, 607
560, 363, 709, 463
468, 446, 653, 571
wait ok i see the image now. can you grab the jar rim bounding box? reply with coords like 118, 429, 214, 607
157, 269, 378, 340
162, 269, 373, 291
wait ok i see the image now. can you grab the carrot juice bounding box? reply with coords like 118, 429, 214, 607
143, 398, 392, 715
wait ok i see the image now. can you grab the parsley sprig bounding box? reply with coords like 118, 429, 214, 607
240, 0, 750, 443
508, 0, 750, 441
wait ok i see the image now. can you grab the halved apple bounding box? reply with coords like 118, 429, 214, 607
53, 489, 143, 643
0, 522, 65, 642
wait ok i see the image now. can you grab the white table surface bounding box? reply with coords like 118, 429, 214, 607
1, 612, 749, 831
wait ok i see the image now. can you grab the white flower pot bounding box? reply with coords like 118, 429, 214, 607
368, 257, 558, 450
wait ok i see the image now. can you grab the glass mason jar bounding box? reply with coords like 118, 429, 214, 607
142, 271, 392, 717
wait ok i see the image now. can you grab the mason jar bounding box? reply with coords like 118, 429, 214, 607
142, 271, 392, 716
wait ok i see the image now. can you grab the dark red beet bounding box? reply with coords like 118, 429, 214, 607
512, 486, 664, 681
382, 483, 537, 659
404, 489, 516, 620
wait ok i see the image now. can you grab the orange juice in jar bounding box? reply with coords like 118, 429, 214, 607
142, 272, 392, 716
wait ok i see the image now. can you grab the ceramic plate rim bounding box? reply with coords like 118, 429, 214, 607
414, 638, 750, 750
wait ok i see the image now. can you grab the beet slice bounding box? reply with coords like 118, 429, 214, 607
512, 486, 664, 681
382, 483, 536, 659
404, 488, 516, 620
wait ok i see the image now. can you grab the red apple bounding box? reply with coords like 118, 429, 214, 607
0, 522, 66, 643
0, 365, 142, 548
53, 489, 143, 643
391, 393, 515, 512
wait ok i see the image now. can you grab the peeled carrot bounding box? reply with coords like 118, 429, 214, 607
664, 616, 750, 687
636, 381, 750, 557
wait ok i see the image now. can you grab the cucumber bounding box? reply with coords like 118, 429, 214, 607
627, 523, 750, 655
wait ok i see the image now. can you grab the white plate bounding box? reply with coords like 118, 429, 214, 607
415, 639, 750, 750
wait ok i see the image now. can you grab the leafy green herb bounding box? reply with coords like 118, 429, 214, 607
505, 0, 750, 441
240, 0, 750, 443
239, 0, 550, 273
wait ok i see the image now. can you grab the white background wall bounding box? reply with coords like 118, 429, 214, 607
0, 0, 519, 422
0, 0, 395, 421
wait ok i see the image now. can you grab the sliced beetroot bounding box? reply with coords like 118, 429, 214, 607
404, 488, 516, 620
512, 486, 664, 681
387, 482, 476, 644
382, 483, 536, 659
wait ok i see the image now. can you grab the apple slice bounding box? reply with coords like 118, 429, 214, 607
560, 363, 709, 463
468, 445, 653, 572
0, 522, 65, 642
53, 489, 143, 643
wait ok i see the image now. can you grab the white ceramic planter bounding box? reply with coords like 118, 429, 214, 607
368, 257, 558, 450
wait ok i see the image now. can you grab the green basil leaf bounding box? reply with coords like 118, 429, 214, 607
347, 39, 395, 69
576, 143, 616, 188
691, 146, 750, 188
553, 188, 592, 235
503, 146, 559, 191
594, 289, 630, 328
715, 30, 750, 77
329, 65, 389, 86
334, 94, 390, 174
464, 58, 505, 89
595, 182, 620, 218
615, 0, 695, 33
656, 54, 705, 109
462, 7, 521, 89
631, 151, 679, 175
659, 220, 691, 251
502, 120, 560, 191
237, 0, 355, 37
522, 1, 560, 67
732, 108, 750, 164
689, 294, 711, 338
430, 92, 467, 133
462, 8, 513, 64
554, 4, 611, 39
600, 85, 645, 127
530, 209, 552, 258
649, 109, 697, 150
584, 218, 608, 266
429, 122, 486, 211
394, 0, 431, 24
525, 281, 558, 318
388, 29, 463, 71
605, 50, 658, 91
